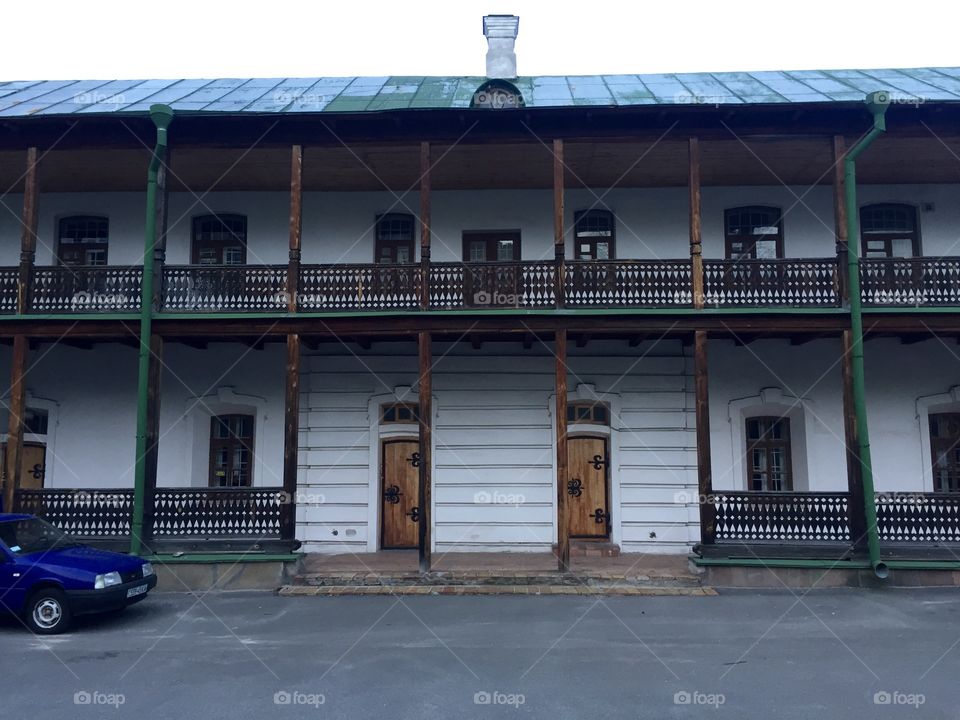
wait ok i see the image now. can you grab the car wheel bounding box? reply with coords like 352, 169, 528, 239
25, 588, 72, 635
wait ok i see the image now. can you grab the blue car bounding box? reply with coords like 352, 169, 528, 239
0, 514, 157, 634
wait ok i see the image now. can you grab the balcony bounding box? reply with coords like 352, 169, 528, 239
2, 257, 960, 315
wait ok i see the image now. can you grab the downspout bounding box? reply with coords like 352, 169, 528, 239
130, 104, 174, 556
844, 91, 890, 579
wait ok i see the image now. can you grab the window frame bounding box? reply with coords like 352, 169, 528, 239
724, 206, 784, 260
929, 412, 960, 492
191, 214, 248, 266
745, 415, 793, 492
573, 209, 616, 260
380, 403, 420, 424
208, 413, 256, 488
859, 203, 921, 258
567, 401, 610, 425
461, 230, 522, 262
56, 215, 109, 267
374, 213, 416, 264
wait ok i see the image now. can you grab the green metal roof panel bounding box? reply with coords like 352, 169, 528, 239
0, 67, 958, 117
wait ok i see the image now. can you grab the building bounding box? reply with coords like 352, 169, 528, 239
2, 15, 960, 578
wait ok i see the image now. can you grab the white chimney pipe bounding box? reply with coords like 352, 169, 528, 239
483, 15, 519, 79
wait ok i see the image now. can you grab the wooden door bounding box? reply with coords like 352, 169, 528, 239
380, 439, 421, 549
566, 436, 609, 539
1, 442, 46, 491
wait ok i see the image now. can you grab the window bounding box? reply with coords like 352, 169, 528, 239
929, 413, 960, 492
375, 213, 415, 264
745, 417, 792, 491
24, 408, 48, 436
567, 402, 609, 425
462, 231, 521, 262
574, 210, 615, 260
57, 216, 109, 266
191, 214, 247, 265
381, 403, 419, 424
860, 203, 920, 258
724, 206, 783, 260
208, 414, 254, 487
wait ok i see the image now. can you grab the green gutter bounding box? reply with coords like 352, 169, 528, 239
130, 105, 174, 556
844, 91, 891, 579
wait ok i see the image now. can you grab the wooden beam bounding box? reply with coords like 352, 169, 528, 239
287, 145, 303, 312
417, 331, 433, 572
17, 148, 39, 314
2, 335, 28, 512
832, 135, 848, 301
553, 138, 565, 307
141, 334, 163, 550
151, 146, 169, 310
419, 142, 431, 310
694, 331, 715, 544
688, 138, 704, 309
555, 328, 570, 570
841, 330, 867, 547
281, 333, 301, 541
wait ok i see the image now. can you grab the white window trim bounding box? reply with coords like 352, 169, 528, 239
180, 387, 269, 488
0, 393, 60, 487
916, 386, 960, 492
726, 387, 813, 492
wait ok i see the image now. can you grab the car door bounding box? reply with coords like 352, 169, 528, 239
0, 549, 27, 614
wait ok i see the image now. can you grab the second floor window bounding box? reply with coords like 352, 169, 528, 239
57, 216, 108, 266
860, 203, 920, 258
930, 413, 960, 492
746, 416, 792, 491
462, 231, 521, 262
725, 206, 783, 260
574, 209, 615, 260
375, 213, 415, 264
192, 214, 247, 265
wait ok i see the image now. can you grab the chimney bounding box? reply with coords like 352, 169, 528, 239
483, 15, 519, 79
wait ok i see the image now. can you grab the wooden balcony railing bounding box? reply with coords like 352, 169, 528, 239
0, 267, 17, 313
703, 258, 840, 307
711, 490, 852, 543
565, 259, 692, 307
430, 261, 556, 309
15, 488, 134, 539
876, 492, 960, 543
299, 263, 421, 311
31, 265, 142, 313
861, 257, 960, 306
163, 264, 288, 312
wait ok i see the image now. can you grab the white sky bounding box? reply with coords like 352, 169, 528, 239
3, 0, 957, 81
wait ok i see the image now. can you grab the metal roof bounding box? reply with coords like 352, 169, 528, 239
2, 67, 960, 117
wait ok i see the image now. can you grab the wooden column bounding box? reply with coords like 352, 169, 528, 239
553, 139, 565, 307
2, 335, 28, 512
694, 330, 715, 544
832, 135, 849, 302
688, 138, 704, 308
281, 333, 301, 541
417, 331, 433, 572
555, 329, 570, 570
287, 145, 303, 312
841, 330, 867, 547
419, 142, 431, 309
151, 147, 169, 310
140, 334, 163, 549
17, 147, 39, 314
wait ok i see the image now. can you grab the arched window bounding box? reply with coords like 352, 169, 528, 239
860, 203, 920, 258
745, 416, 792, 491
374, 213, 415, 264
724, 206, 783, 260
57, 215, 108, 266
574, 209, 616, 260
192, 214, 247, 265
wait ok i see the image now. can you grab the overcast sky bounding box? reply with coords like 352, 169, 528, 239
4, 0, 955, 80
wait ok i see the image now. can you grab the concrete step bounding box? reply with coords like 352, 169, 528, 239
292, 569, 702, 589
280, 584, 717, 597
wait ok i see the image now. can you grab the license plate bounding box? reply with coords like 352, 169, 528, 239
127, 584, 148, 598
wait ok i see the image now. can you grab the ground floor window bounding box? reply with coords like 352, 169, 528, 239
746, 416, 792, 491
929, 413, 960, 492
209, 414, 255, 487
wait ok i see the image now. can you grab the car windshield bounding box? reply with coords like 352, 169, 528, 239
0, 518, 79, 555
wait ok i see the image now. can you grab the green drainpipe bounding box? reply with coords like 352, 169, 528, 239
845, 91, 891, 579
130, 105, 174, 556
